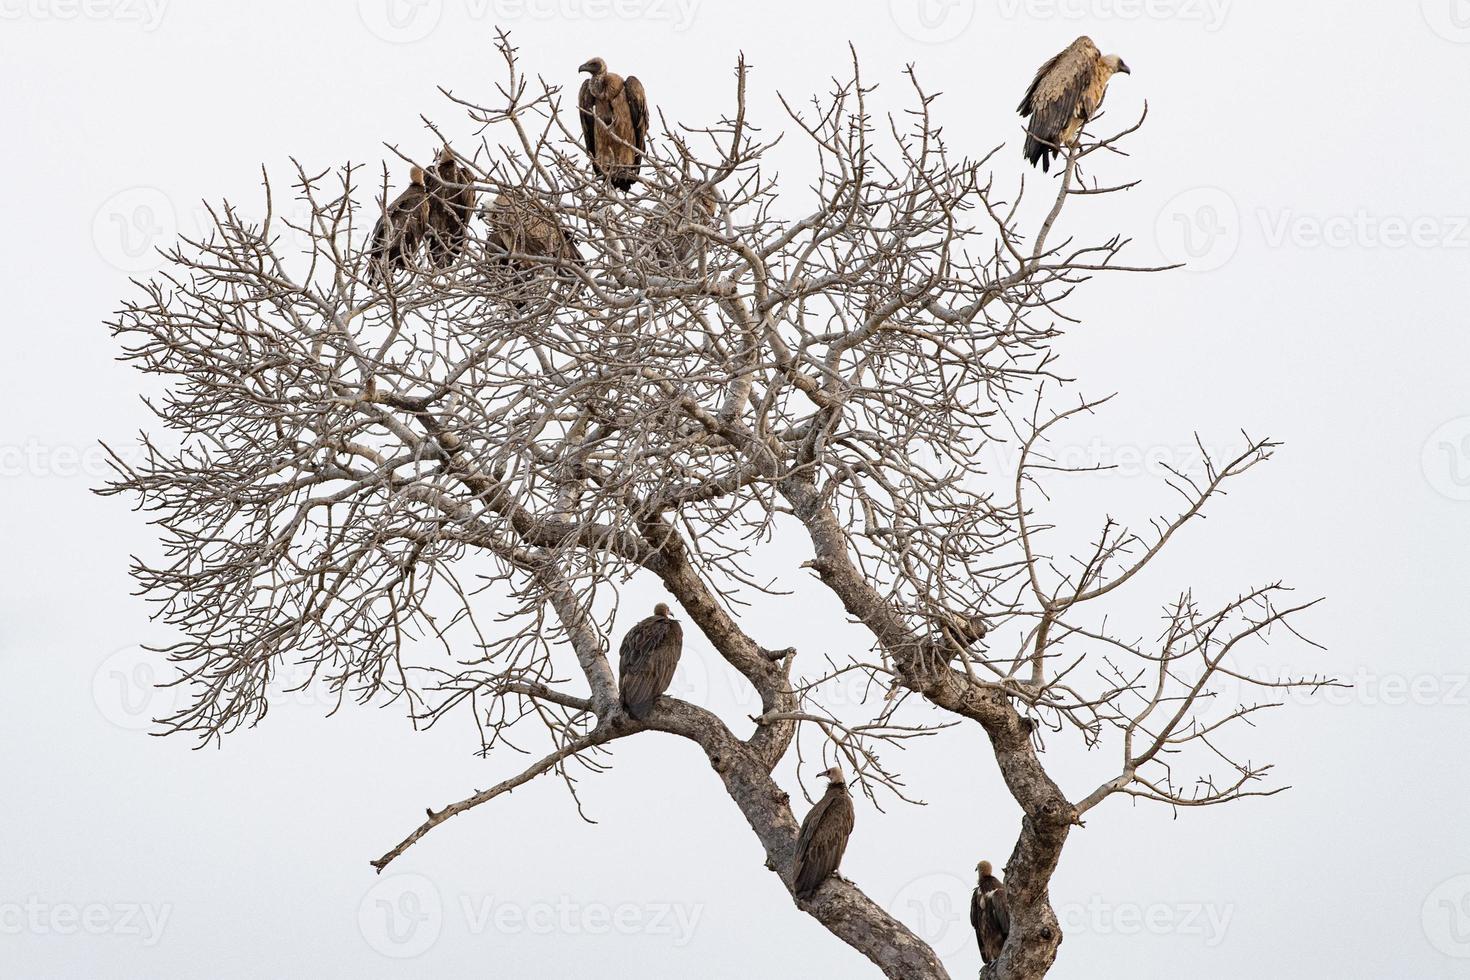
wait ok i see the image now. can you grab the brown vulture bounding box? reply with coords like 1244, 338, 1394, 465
368, 165, 432, 281
618, 603, 682, 720
652, 181, 720, 271
578, 57, 648, 191
1017, 36, 1131, 172
792, 766, 855, 901
423, 146, 477, 265
368, 148, 477, 281
970, 860, 1010, 964
487, 190, 584, 273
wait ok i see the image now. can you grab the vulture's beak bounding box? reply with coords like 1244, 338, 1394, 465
578, 60, 597, 74
1118, 61, 1132, 75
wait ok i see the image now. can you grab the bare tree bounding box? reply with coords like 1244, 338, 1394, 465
100, 36, 1330, 980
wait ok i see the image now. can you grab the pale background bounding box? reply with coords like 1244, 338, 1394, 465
3, 1, 1469, 977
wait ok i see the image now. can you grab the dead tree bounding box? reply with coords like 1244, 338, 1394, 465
99, 36, 1329, 980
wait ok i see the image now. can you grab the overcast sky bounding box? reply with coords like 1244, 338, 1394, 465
3, 1, 1470, 977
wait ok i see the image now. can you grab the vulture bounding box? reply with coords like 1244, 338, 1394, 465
423, 146, 478, 265
792, 765, 855, 901
368, 147, 477, 281
1017, 36, 1131, 172
618, 603, 682, 720
368, 165, 432, 281
970, 860, 1010, 965
652, 181, 720, 271
486, 189, 583, 274
578, 57, 648, 191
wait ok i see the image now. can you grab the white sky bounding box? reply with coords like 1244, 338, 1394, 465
3, 1, 1470, 977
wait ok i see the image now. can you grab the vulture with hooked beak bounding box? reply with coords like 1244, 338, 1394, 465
618, 603, 682, 720
578, 56, 648, 191
792, 766, 855, 900
1017, 36, 1131, 172
970, 859, 1010, 964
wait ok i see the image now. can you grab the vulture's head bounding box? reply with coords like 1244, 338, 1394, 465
579, 57, 607, 76
408, 166, 426, 187
824, 764, 846, 786
1103, 54, 1131, 76
977, 860, 993, 878
653, 602, 673, 619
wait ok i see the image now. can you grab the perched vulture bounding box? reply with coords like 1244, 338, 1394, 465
1017, 36, 1131, 172
618, 603, 683, 720
651, 181, 720, 271
486, 190, 583, 273
792, 766, 855, 900
970, 860, 1010, 965
369, 148, 478, 281
423, 146, 478, 265
368, 165, 431, 281
578, 57, 648, 191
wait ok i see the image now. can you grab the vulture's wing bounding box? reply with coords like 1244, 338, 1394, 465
990, 885, 1011, 936
970, 887, 983, 934
793, 790, 837, 876
619, 615, 659, 676
1018, 36, 1099, 169
624, 75, 648, 160
578, 78, 599, 161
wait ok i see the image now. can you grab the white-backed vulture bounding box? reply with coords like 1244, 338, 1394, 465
423, 146, 477, 265
578, 56, 648, 191
618, 603, 682, 720
486, 190, 583, 272
1017, 36, 1131, 171
368, 165, 432, 281
651, 180, 720, 271
970, 860, 1010, 964
792, 766, 855, 900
